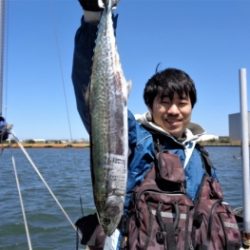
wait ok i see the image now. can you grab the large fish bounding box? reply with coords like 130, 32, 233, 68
89, 0, 129, 236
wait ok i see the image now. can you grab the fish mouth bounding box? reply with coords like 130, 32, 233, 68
102, 217, 112, 227
98, 196, 124, 235
100, 211, 121, 236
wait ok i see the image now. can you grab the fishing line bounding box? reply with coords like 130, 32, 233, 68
47, 0, 73, 140
1, 0, 84, 247
12, 156, 33, 250
48, 0, 86, 216
10, 132, 79, 234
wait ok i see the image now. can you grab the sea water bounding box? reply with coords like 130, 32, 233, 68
0, 146, 243, 249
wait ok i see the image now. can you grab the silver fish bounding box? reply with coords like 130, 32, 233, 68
89, 0, 129, 236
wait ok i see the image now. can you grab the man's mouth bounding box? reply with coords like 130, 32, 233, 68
166, 118, 181, 125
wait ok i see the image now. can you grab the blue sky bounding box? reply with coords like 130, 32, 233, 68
2, 0, 250, 140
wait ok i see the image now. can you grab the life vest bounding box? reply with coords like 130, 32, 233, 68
75, 144, 242, 250
119, 148, 242, 250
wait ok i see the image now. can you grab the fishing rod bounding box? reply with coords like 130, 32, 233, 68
0, 0, 12, 142
239, 68, 250, 249
0, 0, 5, 116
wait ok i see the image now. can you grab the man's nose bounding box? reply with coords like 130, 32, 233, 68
167, 103, 179, 114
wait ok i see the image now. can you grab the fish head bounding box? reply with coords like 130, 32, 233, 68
98, 195, 124, 236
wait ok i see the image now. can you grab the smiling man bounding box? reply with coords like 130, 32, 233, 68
133, 68, 209, 201
142, 68, 196, 139
71, 1, 226, 249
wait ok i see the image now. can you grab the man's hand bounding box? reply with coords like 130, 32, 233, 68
78, 0, 119, 12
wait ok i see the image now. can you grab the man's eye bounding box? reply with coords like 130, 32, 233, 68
161, 98, 170, 104
179, 101, 188, 106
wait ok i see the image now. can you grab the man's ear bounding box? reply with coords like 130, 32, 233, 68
148, 105, 153, 115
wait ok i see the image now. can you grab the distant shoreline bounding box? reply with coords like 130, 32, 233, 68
0, 141, 242, 148
1, 142, 90, 149
199, 141, 241, 147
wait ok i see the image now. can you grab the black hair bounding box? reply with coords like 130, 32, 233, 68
143, 68, 197, 109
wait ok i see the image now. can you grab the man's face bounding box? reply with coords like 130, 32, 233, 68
151, 93, 192, 138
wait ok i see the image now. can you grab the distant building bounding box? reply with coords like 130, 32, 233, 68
228, 112, 250, 141
198, 134, 219, 142
31, 139, 46, 143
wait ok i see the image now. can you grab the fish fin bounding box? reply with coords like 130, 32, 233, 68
126, 80, 132, 98
122, 80, 132, 103
127, 80, 132, 93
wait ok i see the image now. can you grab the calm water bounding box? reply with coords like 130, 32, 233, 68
0, 147, 244, 249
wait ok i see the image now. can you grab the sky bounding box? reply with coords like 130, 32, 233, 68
1, 0, 250, 140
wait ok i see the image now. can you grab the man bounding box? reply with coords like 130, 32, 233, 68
72, 0, 228, 249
